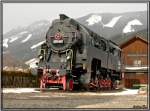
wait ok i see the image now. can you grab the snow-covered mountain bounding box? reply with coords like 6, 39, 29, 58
3, 11, 147, 69
3, 20, 50, 69
77, 11, 147, 39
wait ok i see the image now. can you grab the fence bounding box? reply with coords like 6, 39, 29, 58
2, 70, 40, 88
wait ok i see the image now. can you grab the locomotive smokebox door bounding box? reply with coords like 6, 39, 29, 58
53, 32, 64, 44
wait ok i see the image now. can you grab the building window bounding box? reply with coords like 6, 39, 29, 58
133, 60, 142, 66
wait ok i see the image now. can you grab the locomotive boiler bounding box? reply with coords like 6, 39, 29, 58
37, 14, 121, 91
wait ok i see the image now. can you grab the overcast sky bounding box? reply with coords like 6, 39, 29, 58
3, 3, 147, 34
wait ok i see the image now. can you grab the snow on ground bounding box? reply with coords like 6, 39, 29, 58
3, 88, 139, 95
103, 16, 122, 28
30, 40, 45, 49
3, 88, 40, 93
9, 37, 18, 43
3, 38, 9, 48
21, 34, 32, 43
123, 19, 143, 33
30, 95, 66, 98
30, 95, 50, 98
86, 15, 102, 25
3, 66, 9, 70
100, 89, 138, 96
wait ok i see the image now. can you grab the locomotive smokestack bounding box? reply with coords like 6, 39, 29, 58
59, 14, 69, 20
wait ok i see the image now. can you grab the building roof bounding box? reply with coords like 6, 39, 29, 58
119, 35, 148, 48
111, 29, 148, 46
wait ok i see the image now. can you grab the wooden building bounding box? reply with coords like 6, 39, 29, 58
120, 35, 148, 88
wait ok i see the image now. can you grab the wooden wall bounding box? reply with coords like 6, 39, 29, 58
124, 72, 148, 88
120, 36, 148, 88
121, 37, 148, 66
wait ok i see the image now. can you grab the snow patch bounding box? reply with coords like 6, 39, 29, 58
31, 95, 50, 98
9, 37, 18, 43
3, 66, 9, 70
3, 38, 9, 48
104, 16, 122, 28
21, 34, 32, 43
30, 40, 45, 49
19, 31, 28, 35
37, 23, 47, 26
25, 58, 39, 68
100, 89, 138, 96
3, 88, 40, 93
123, 19, 143, 33
3, 51, 9, 54
30, 95, 66, 98
86, 15, 102, 25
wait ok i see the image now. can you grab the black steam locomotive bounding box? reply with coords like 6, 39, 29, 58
37, 14, 121, 90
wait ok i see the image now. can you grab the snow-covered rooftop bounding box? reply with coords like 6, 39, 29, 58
25, 58, 39, 68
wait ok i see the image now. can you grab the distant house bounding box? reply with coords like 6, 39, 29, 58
119, 35, 148, 88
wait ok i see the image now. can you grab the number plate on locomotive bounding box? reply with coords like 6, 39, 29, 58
53, 40, 64, 44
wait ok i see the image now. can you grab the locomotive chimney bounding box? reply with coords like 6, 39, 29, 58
59, 14, 69, 20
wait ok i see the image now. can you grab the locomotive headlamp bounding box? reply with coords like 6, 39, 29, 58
39, 55, 43, 59
67, 56, 71, 60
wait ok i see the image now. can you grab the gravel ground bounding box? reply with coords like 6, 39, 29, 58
2, 89, 148, 109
